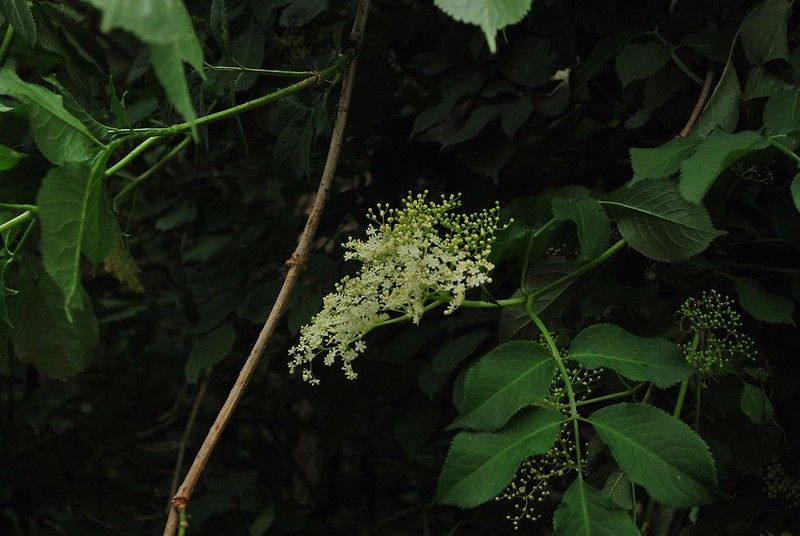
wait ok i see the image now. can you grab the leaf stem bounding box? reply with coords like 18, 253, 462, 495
0, 24, 14, 67
0, 210, 33, 233
114, 136, 193, 205
459, 296, 527, 308
649, 31, 703, 86
527, 301, 582, 472
105, 137, 161, 178
204, 62, 319, 78
766, 136, 800, 165
573, 382, 647, 407
520, 218, 557, 293
0, 203, 37, 212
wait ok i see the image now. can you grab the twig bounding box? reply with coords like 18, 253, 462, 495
161, 2, 371, 534
678, 69, 715, 138
0, 24, 14, 67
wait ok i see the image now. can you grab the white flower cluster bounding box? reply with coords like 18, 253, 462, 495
288, 192, 501, 384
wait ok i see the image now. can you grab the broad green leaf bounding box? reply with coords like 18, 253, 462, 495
733, 276, 795, 325
185, 324, 236, 383
603, 179, 723, 262
589, 403, 720, 507
442, 104, 504, 146
743, 67, 793, 100
763, 89, 800, 135
553, 477, 639, 536
84, 0, 203, 124
7, 259, 98, 380
740, 0, 792, 65
274, 116, 313, 179
0, 0, 37, 45
413, 71, 487, 134
601, 469, 634, 511
44, 76, 110, 141
103, 237, 144, 293
679, 130, 767, 202
615, 42, 671, 87
694, 61, 740, 137
629, 137, 701, 184
681, 29, 733, 63
432, 330, 490, 372
739, 383, 773, 425
501, 97, 533, 138
0, 68, 96, 164
435, 407, 563, 507
279, 0, 327, 28
433, 0, 532, 53
552, 197, 610, 263
37, 153, 120, 318
501, 37, 556, 87
569, 324, 691, 388
791, 174, 800, 211
448, 341, 555, 431
573, 30, 639, 92
0, 143, 25, 170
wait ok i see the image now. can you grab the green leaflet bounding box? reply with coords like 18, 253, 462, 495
629, 136, 702, 184
432, 330, 490, 372
679, 130, 767, 203
602, 179, 723, 262
435, 407, 563, 508
733, 276, 795, 325
0, 68, 97, 164
569, 324, 692, 388
185, 323, 236, 383
37, 151, 121, 319
694, 59, 741, 138
791, 174, 800, 212
552, 197, 610, 263
615, 42, 671, 88
552, 477, 639, 536
447, 340, 555, 431
740, 0, 792, 65
433, 0, 532, 53
763, 89, 800, 135
84, 0, 203, 125
0, 0, 37, 45
589, 403, 720, 507
740, 382, 774, 426
0, 143, 25, 171
7, 259, 98, 380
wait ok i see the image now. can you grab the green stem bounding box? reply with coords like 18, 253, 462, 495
110, 57, 346, 139
4, 215, 36, 266
527, 301, 582, 472
766, 136, 800, 165
114, 136, 193, 205
177, 507, 188, 536
459, 296, 527, 308
0, 203, 37, 212
0, 24, 14, 67
529, 239, 626, 300
574, 382, 647, 407
520, 218, 557, 293
673, 379, 690, 419
0, 210, 33, 233
204, 62, 319, 78
105, 137, 161, 178
649, 31, 703, 85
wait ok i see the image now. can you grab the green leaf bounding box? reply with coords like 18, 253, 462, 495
733, 276, 795, 325
413, 71, 487, 135
442, 104, 504, 146
433, 0, 532, 53
763, 89, 800, 135
274, 115, 313, 179
0, 68, 96, 164
615, 42, 671, 87
501, 37, 556, 87
681, 29, 733, 63
185, 323, 236, 383
435, 407, 563, 508
552, 197, 610, 262
0, 143, 25, 170
7, 259, 98, 380
629, 137, 701, 184
694, 61, 741, 137
569, 324, 692, 388
37, 152, 120, 319
743, 67, 793, 100
603, 179, 723, 262
573, 30, 639, 92
588, 403, 720, 507
601, 469, 634, 511
0, 0, 37, 45
739, 383, 773, 425
279, 0, 327, 28
84, 0, 203, 125
448, 341, 555, 432
501, 97, 533, 138
678, 130, 767, 202
552, 477, 639, 536
791, 174, 800, 211
432, 330, 490, 372
740, 0, 792, 65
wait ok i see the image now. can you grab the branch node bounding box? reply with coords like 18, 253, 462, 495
286, 253, 308, 269
171, 496, 188, 509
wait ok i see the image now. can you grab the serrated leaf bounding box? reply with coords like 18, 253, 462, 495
0, 68, 96, 164
0, 143, 25, 170
103, 237, 144, 293
602, 179, 723, 262
553, 477, 639, 536
413, 70, 487, 135
442, 104, 504, 146
569, 324, 691, 388
209, 0, 231, 53
743, 67, 793, 100
763, 89, 800, 135
733, 276, 795, 325
44, 76, 110, 141
694, 61, 740, 137
279, 0, 327, 27
629, 137, 701, 184
679, 130, 767, 202
573, 30, 639, 92
791, 174, 800, 211
433, 0, 532, 53
0, 0, 37, 45
601, 469, 634, 511
740, 0, 792, 65
185, 324, 235, 383
552, 197, 610, 262
274, 116, 313, 179
7, 259, 98, 380
435, 407, 563, 508
37, 153, 120, 318
615, 42, 671, 88
448, 341, 555, 431
739, 383, 773, 425
432, 330, 490, 372
681, 29, 733, 63
589, 403, 720, 507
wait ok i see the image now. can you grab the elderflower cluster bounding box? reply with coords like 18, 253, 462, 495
288, 192, 501, 384
678, 290, 756, 374
763, 459, 800, 509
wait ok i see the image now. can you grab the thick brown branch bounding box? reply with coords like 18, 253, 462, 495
161, 2, 371, 534
678, 69, 715, 138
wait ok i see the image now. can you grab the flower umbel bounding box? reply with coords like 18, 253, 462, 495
289, 192, 501, 384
